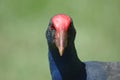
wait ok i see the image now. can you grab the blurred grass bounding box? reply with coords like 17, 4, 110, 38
0, 0, 120, 80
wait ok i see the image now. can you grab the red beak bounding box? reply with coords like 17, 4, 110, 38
55, 30, 67, 56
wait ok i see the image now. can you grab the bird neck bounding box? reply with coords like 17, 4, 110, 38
48, 43, 86, 80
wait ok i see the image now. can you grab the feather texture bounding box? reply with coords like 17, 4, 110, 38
46, 14, 120, 80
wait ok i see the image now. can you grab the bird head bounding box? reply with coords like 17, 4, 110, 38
46, 14, 76, 56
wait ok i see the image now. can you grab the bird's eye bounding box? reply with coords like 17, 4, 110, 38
50, 25, 56, 30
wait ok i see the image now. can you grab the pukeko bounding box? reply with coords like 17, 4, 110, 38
46, 14, 120, 80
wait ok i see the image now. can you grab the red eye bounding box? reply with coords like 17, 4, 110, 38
50, 25, 55, 30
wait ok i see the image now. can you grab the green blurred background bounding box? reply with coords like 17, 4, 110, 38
0, 0, 120, 80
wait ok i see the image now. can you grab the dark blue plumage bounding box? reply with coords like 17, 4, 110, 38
48, 41, 86, 80
49, 51, 62, 80
46, 14, 120, 80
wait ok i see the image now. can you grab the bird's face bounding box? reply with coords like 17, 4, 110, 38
46, 14, 76, 56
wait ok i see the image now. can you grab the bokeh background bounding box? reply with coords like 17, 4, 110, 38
0, 0, 120, 80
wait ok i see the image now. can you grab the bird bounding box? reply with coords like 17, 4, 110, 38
46, 14, 120, 80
